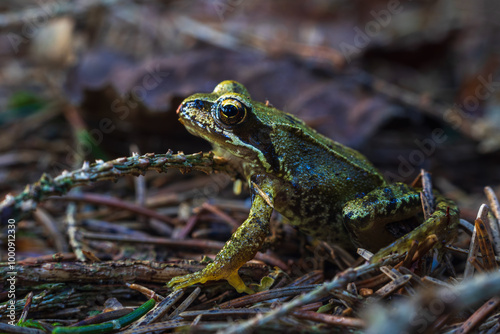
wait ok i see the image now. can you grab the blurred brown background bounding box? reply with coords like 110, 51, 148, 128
1, 0, 499, 223
2, 3, 500, 330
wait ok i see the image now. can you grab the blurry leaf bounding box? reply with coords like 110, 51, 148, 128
76, 129, 109, 161
17, 319, 45, 330
1, 91, 46, 125
255, 276, 275, 292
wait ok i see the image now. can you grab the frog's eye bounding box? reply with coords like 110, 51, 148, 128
216, 98, 248, 126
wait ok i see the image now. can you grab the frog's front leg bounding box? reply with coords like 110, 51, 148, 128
167, 179, 274, 294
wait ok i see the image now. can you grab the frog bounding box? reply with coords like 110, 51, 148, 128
167, 80, 459, 294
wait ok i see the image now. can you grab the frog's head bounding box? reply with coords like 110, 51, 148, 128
177, 80, 298, 173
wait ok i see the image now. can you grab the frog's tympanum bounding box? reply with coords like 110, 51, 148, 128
168, 81, 459, 294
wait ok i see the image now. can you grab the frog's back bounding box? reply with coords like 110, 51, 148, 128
265, 113, 386, 247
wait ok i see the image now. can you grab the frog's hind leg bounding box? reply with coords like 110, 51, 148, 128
342, 182, 422, 252
371, 194, 459, 262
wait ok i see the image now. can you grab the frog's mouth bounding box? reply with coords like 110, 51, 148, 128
176, 101, 232, 145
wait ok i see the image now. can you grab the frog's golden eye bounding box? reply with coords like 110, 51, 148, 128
216, 98, 248, 126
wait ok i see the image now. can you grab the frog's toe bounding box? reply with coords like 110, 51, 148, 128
166, 272, 206, 290
226, 271, 255, 294
167, 269, 255, 294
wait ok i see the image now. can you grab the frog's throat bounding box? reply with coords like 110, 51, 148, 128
183, 119, 276, 174
214, 136, 274, 174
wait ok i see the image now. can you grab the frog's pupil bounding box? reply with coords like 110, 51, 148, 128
223, 105, 239, 117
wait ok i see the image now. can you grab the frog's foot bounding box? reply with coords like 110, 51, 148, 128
166, 263, 255, 294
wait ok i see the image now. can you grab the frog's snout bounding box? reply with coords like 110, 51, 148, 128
176, 103, 183, 115
176, 103, 187, 125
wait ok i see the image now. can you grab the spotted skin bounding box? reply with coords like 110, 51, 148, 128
168, 80, 459, 294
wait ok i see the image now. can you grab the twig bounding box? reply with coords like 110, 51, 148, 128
167, 287, 201, 320
201, 202, 241, 230
52, 298, 156, 333
0, 323, 45, 334
66, 202, 85, 261
475, 216, 497, 270
218, 260, 393, 334
128, 289, 184, 327
366, 271, 500, 333
458, 296, 500, 334
464, 205, 487, 279
0, 151, 237, 224
485, 187, 500, 221
55, 193, 176, 226
292, 310, 365, 328
33, 208, 68, 253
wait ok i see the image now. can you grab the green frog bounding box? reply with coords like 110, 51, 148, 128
167, 81, 459, 294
